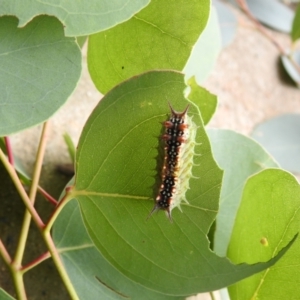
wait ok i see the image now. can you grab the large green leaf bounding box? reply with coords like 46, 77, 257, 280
0, 0, 150, 37
65, 71, 293, 297
53, 199, 182, 300
228, 169, 300, 299
0, 16, 81, 136
87, 0, 210, 94
208, 129, 279, 257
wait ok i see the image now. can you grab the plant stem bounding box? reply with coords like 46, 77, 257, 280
37, 185, 58, 205
44, 189, 73, 233
209, 291, 216, 300
21, 251, 51, 273
1, 125, 79, 299
4, 136, 14, 165
0, 239, 12, 265
11, 269, 27, 300
3, 123, 49, 299
1, 241, 27, 300
42, 231, 79, 300
39, 188, 80, 298
0, 149, 44, 228
14, 122, 50, 267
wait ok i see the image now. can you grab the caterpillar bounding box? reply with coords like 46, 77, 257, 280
148, 103, 198, 221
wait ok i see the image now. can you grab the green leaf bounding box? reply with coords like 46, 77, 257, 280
87, 0, 210, 94
208, 129, 279, 257
228, 169, 300, 299
291, 4, 300, 42
70, 70, 293, 296
183, 6, 221, 84
0, 289, 15, 300
0, 16, 81, 136
0, 0, 150, 37
187, 77, 217, 125
53, 199, 182, 300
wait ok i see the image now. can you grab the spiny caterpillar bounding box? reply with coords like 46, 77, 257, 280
148, 103, 198, 221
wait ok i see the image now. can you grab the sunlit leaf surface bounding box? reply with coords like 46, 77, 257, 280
228, 169, 300, 299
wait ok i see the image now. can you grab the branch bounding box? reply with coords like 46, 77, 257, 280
236, 0, 286, 54
37, 185, 58, 206
4, 136, 14, 166
0, 239, 12, 266
21, 251, 51, 273
14, 122, 50, 266
0, 149, 44, 228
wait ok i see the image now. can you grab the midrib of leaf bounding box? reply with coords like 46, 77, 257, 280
133, 16, 188, 46
72, 190, 149, 200
73, 190, 218, 214
58, 244, 95, 253
104, 34, 124, 81
183, 204, 217, 213
0, 40, 71, 57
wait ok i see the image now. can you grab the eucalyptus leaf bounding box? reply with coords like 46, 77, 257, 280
186, 77, 217, 125
228, 169, 300, 299
208, 129, 279, 257
228, 0, 294, 33
251, 114, 300, 173
53, 199, 182, 300
280, 51, 300, 87
0, 289, 15, 300
68, 70, 293, 297
0, 16, 81, 136
88, 0, 210, 94
246, 0, 294, 33
0, 0, 150, 37
183, 6, 221, 84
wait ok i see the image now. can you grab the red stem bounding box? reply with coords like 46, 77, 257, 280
21, 251, 51, 272
37, 186, 58, 206
0, 239, 12, 265
4, 136, 14, 166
